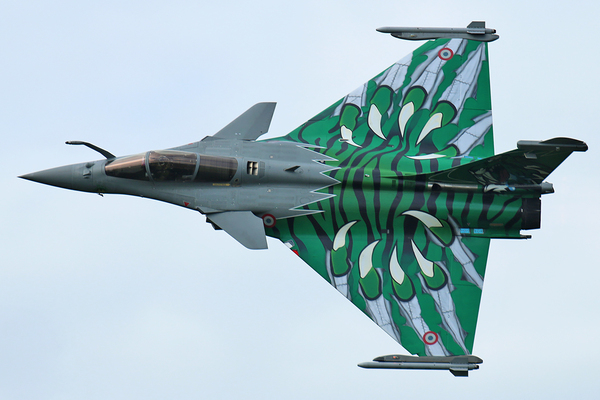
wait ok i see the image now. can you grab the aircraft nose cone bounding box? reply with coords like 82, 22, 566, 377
20, 165, 76, 190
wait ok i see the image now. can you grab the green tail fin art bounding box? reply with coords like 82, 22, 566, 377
261, 31, 586, 358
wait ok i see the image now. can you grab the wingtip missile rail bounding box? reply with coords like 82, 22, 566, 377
377, 21, 499, 42
358, 355, 484, 377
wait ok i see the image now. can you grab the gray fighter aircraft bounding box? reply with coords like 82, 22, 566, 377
21, 22, 587, 375
22, 102, 309, 250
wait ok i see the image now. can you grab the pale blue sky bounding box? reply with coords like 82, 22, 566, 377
2, 1, 599, 399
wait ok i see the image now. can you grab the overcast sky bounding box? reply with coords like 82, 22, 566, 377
2, 1, 600, 399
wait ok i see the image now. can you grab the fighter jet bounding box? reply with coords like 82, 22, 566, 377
21, 21, 587, 376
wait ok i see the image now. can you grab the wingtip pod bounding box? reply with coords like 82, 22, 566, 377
358, 355, 483, 377
377, 21, 499, 42
517, 137, 588, 152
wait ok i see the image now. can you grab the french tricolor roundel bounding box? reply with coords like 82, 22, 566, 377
423, 331, 439, 345
438, 48, 454, 61
262, 214, 276, 228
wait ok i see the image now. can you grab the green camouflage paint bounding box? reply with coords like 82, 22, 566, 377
261, 38, 570, 356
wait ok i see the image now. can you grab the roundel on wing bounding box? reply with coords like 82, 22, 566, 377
438, 48, 454, 61
423, 331, 439, 345
262, 214, 276, 228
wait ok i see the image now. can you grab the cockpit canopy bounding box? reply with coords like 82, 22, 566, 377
105, 150, 238, 182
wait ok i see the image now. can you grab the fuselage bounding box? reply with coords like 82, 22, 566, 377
22, 136, 550, 241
